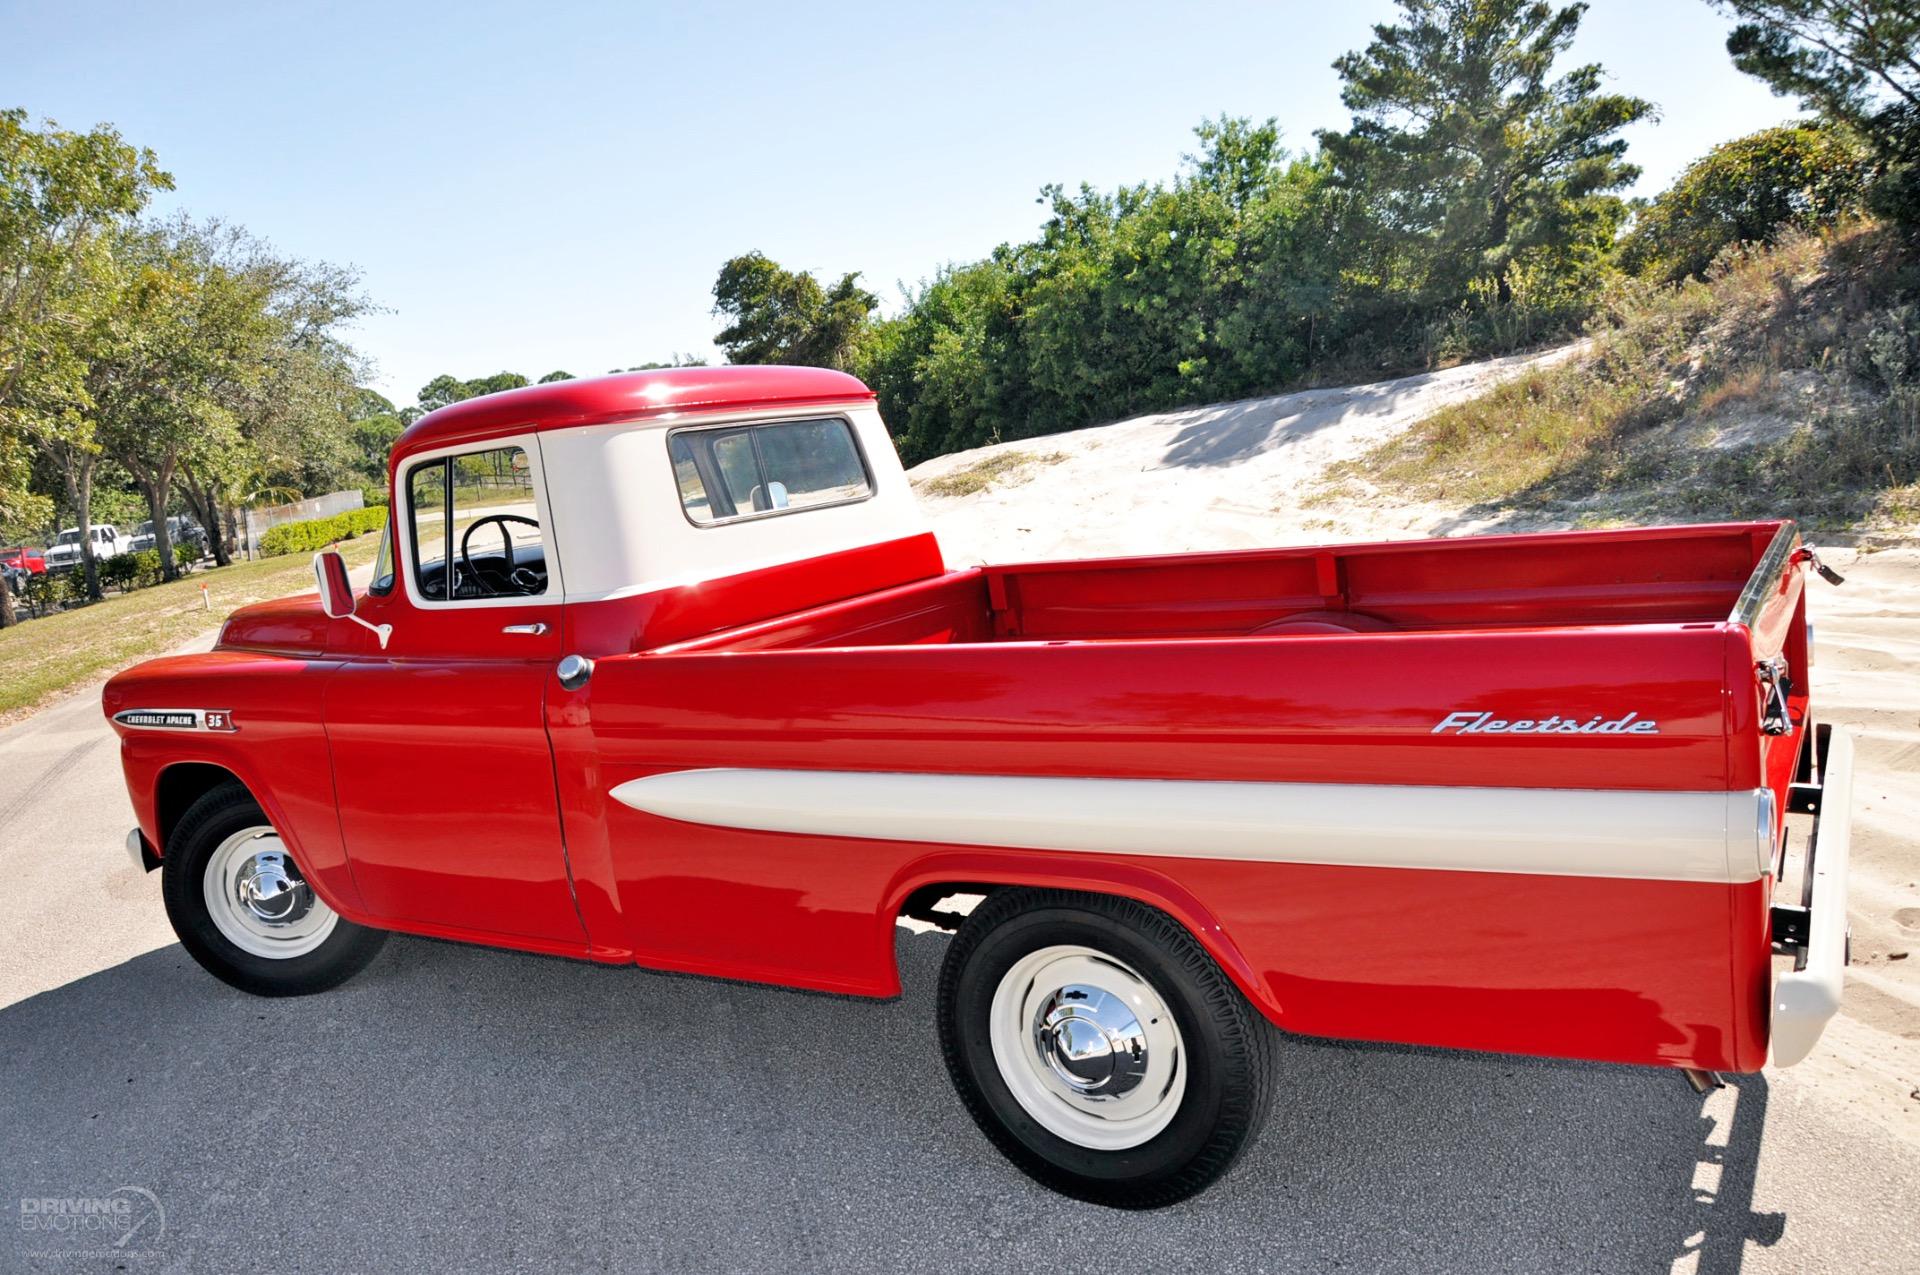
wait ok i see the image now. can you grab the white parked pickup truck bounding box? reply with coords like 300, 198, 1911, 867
45, 523, 122, 573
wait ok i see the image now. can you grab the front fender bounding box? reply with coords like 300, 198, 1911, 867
103, 650, 363, 916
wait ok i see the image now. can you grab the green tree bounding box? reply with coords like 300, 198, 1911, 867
1622, 122, 1873, 280
860, 255, 1029, 464
1021, 118, 1327, 427
175, 230, 373, 565
1715, 1, 1920, 221
345, 387, 403, 484
860, 118, 1332, 463
714, 11, 1668, 468
711, 252, 877, 368
413, 371, 530, 416
537, 369, 575, 383
0, 110, 170, 613
20, 236, 165, 602
1318, 0, 1654, 306
98, 221, 278, 580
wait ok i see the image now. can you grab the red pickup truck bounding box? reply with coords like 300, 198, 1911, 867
103, 366, 1853, 1207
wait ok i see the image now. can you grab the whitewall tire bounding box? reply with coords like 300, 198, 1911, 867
160, 782, 387, 997
937, 889, 1275, 1208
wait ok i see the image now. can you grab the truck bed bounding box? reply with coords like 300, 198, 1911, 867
584, 518, 1811, 1075
656, 521, 1784, 652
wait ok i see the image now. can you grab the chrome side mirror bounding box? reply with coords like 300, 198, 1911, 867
312, 551, 393, 650
313, 550, 355, 618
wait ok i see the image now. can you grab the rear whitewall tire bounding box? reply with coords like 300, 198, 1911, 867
161, 782, 387, 997
937, 889, 1276, 1209
987, 944, 1188, 1151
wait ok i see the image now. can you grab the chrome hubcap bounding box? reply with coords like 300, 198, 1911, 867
233, 850, 316, 926
1034, 984, 1150, 1097
203, 827, 338, 960
989, 945, 1186, 1151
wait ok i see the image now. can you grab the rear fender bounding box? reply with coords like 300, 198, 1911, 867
881, 851, 1275, 1023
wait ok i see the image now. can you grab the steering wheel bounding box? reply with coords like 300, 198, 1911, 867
459, 514, 543, 596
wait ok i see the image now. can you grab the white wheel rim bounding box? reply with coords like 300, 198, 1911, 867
988, 944, 1186, 1151
202, 826, 338, 960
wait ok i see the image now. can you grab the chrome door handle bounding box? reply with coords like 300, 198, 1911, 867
503, 623, 548, 635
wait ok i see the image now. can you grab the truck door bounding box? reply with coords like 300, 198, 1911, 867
326, 437, 587, 951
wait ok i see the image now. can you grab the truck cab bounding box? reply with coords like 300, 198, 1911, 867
288, 368, 931, 951
102, 365, 1853, 1208
47, 523, 121, 572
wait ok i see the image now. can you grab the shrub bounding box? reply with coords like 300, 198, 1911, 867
258, 506, 389, 558
24, 571, 76, 611
1331, 223, 1920, 525
98, 553, 142, 592
1623, 124, 1874, 283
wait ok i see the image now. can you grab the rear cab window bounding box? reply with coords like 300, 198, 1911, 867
669, 417, 872, 526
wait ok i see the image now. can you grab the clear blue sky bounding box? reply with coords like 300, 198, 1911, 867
2, 0, 1795, 406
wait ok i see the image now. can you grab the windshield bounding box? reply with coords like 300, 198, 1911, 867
133, 520, 154, 535
54, 530, 80, 546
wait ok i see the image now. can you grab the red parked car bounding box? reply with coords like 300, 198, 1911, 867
103, 367, 1853, 1207
2, 545, 46, 575
3, 545, 45, 596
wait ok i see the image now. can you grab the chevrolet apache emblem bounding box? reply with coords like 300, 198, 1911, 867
113, 708, 237, 732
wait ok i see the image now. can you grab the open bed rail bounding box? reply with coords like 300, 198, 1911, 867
659, 520, 1789, 653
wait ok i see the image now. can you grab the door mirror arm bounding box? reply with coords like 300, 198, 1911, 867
313, 551, 394, 650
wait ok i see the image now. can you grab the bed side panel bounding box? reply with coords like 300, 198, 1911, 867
558, 623, 1743, 1069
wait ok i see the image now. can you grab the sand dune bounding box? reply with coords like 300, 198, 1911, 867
912, 346, 1578, 566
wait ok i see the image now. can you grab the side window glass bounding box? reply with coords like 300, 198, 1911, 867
405, 444, 549, 602
409, 460, 450, 599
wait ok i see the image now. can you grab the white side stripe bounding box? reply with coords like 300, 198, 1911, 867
609, 769, 1767, 884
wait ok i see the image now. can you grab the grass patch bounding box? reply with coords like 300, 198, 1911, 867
1696, 364, 1774, 416
917, 450, 1067, 498
0, 536, 383, 723
1326, 225, 1920, 528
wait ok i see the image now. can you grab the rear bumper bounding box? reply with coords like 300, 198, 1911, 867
1770, 724, 1854, 1067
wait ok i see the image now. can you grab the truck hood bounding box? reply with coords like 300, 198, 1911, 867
218, 593, 332, 654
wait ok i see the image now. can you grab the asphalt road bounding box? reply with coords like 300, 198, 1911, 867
2, 672, 1918, 1274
